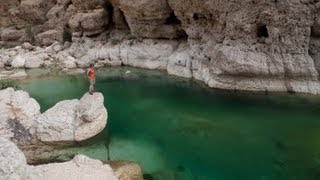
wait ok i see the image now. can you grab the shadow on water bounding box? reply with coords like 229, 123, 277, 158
20, 67, 320, 180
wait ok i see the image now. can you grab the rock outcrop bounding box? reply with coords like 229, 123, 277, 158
0, 88, 108, 162
0, 138, 119, 180
36, 92, 107, 143
28, 155, 117, 180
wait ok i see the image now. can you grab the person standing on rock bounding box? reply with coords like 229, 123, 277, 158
87, 63, 96, 95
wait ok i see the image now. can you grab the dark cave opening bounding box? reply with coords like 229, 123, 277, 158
104, 2, 114, 27
257, 24, 269, 38
193, 13, 206, 21
165, 12, 182, 25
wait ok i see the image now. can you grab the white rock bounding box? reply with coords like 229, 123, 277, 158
61, 56, 77, 69
0, 137, 27, 180
75, 92, 108, 141
36, 99, 80, 142
25, 54, 46, 69
167, 49, 193, 78
27, 155, 117, 180
52, 43, 63, 53
0, 88, 40, 140
0, 138, 118, 180
11, 90, 41, 129
9, 70, 28, 78
11, 55, 26, 68
120, 39, 178, 70
5, 50, 18, 57
36, 93, 107, 143
22, 42, 35, 51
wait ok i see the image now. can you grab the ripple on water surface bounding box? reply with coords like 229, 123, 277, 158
21, 67, 320, 180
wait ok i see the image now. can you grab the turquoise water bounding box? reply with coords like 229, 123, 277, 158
21, 67, 320, 180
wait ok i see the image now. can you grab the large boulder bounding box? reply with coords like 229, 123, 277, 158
28, 155, 117, 180
36, 92, 107, 143
0, 88, 40, 143
46, 0, 75, 29
12, 0, 57, 24
25, 53, 49, 68
36, 99, 80, 142
0, 137, 28, 180
69, 9, 109, 37
35, 30, 63, 46
75, 92, 108, 141
11, 55, 26, 68
0, 29, 25, 42
113, 0, 185, 39
0, 137, 120, 180
0, 1, 19, 27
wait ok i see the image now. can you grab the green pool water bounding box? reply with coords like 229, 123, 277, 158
21, 67, 320, 180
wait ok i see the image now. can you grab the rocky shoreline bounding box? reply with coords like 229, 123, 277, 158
0, 88, 143, 180
1, 38, 320, 95
0, 137, 142, 180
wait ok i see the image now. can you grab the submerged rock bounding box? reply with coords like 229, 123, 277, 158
108, 161, 143, 180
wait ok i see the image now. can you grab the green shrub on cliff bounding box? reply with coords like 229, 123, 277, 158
25, 24, 35, 44
0, 79, 20, 90
62, 27, 72, 43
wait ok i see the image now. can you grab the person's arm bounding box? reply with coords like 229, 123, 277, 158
87, 68, 90, 77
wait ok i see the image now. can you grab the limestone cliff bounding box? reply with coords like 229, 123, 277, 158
1, 0, 320, 94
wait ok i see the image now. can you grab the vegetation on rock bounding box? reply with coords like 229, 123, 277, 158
0, 79, 20, 90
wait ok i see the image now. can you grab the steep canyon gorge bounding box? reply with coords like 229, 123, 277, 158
1, 0, 320, 94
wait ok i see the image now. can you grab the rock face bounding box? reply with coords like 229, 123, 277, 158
112, 0, 186, 39
120, 39, 179, 70
36, 92, 108, 143
1, 0, 320, 94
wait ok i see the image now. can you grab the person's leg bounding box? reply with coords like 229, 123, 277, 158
89, 79, 93, 94
92, 78, 96, 92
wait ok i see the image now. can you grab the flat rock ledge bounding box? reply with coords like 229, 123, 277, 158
0, 88, 107, 163
0, 137, 143, 180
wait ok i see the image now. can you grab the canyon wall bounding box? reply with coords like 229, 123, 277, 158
1, 0, 320, 94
